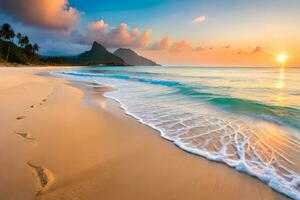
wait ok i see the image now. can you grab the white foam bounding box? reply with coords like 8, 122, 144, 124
53, 70, 300, 200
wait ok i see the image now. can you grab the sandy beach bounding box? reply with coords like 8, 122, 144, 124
0, 67, 289, 200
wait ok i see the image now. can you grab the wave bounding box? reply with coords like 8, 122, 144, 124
57, 71, 300, 130
53, 69, 300, 199
103, 89, 300, 200
210, 97, 300, 130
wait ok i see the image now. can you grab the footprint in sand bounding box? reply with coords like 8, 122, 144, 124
16, 116, 26, 120
27, 162, 54, 196
15, 132, 36, 141
39, 99, 47, 106
15, 132, 37, 145
30, 98, 48, 109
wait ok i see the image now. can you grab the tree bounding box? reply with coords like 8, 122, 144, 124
25, 43, 34, 62
25, 43, 33, 53
0, 23, 16, 62
33, 43, 40, 54
16, 33, 22, 46
21, 35, 29, 47
0, 23, 42, 64
0, 23, 15, 42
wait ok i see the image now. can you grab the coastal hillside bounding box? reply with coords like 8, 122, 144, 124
114, 48, 160, 66
0, 23, 40, 64
0, 23, 64, 65
0, 40, 30, 64
61, 42, 126, 66
0, 23, 158, 66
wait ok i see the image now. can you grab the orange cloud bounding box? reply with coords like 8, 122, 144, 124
135, 29, 152, 47
88, 20, 108, 31
222, 45, 231, 49
76, 19, 151, 48
147, 37, 209, 52
139, 44, 281, 67
148, 36, 172, 50
252, 46, 263, 54
0, 0, 79, 31
192, 16, 206, 24
169, 40, 192, 52
194, 46, 206, 51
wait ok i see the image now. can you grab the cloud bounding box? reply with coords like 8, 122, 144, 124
222, 45, 231, 49
147, 36, 172, 50
147, 37, 209, 52
169, 40, 192, 52
88, 20, 108, 31
0, 0, 79, 32
192, 16, 206, 24
236, 46, 263, 55
75, 19, 152, 48
194, 46, 206, 51
252, 46, 263, 54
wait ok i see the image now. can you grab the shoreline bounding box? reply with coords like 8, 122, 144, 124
0, 67, 289, 199
59, 69, 296, 200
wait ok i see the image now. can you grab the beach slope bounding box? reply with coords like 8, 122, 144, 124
0, 67, 288, 200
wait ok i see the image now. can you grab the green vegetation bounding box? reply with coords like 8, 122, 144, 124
0, 23, 42, 65
0, 23, 125, 66
0, 23, 159, 66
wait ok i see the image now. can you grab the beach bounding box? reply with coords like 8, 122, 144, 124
0, 67, 289, 200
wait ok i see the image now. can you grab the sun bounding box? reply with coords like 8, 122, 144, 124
277, 54, 288, 64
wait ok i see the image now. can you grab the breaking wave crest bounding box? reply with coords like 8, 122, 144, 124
53, 69, 300, 199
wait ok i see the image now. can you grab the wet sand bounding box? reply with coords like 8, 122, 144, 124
0, 67, 289, 200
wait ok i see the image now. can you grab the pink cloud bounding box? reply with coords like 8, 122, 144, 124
192, 16, 206, 24
0, 0, 79, 31
148, 36, 172, 50
76, 19, 152, 48
131, 28, 141, 37
134, 29, 152, 47
147, 37, 208, 52
88, 20, 108, 31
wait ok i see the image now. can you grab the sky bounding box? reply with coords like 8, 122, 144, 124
0, 0, 300, 67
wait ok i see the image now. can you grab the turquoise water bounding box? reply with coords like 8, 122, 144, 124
54, 66, 300, 199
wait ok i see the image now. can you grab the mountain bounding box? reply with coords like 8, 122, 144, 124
62, 42, 126, 66
114, 48, 159, 66
1, 38, 161, 66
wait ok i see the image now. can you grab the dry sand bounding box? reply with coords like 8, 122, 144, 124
0, 67, 289, 200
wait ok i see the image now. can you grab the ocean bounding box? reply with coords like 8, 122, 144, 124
53, 66, 300, 199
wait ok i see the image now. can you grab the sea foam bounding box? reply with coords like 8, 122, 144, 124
52, 69, 300, 199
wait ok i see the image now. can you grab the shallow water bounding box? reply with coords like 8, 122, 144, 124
53, 66, 300, 199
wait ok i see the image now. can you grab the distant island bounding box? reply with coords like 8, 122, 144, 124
0, 23, 160, 66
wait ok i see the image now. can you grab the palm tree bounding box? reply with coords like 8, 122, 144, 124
0, 23, 15, 42
0, 23, 16, 62
25, 43, 34, 62
25, 43, 33, 52
20, 35, 29, 47
32, 43, 40, 62
16, 33, 22, 47
33, 43, 40, 54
